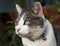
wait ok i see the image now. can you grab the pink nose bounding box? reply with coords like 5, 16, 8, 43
17, 29, 20, 32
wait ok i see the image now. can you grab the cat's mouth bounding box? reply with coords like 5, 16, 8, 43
17, 26, 44, 41
18, 32, 33, 39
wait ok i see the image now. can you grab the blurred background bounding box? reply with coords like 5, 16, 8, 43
0, 0, 60, 46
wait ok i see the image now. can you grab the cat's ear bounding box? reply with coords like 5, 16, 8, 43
32, 2, 43, 17
16, 4, 22, 15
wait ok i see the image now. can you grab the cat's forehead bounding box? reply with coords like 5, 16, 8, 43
25, 12, 32, 16
23, 11, 42, 20
23, 11, 32, 19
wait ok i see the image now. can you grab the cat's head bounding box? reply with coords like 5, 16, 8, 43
15, 2, 46, 41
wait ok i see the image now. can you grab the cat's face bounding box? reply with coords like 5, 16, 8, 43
15, 2, 45, 41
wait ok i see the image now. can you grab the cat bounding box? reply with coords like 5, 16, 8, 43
15, 2, 57, 46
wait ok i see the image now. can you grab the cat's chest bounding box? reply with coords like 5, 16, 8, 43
22, 38, 46, 46
22, 36, 56, 46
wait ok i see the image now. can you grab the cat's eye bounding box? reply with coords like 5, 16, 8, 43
24, 20, 31, 25
15, 21, 18, 25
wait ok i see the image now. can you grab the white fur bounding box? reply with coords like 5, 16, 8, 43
15, 4, 57, 46
22, 20, 57, 46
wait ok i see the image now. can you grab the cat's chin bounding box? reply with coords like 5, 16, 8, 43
26, 36, 42, 41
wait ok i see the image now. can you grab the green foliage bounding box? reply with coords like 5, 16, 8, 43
48, 18, 56, 24
0, 21, 23, 46
48, 5, 60, 23
48, 5, 59, 10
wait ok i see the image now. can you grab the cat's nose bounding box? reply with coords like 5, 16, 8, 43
17, 29, 20, 32
15, 25, 20, 32
15, 25, 21, 34
15, 28, 20, 35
